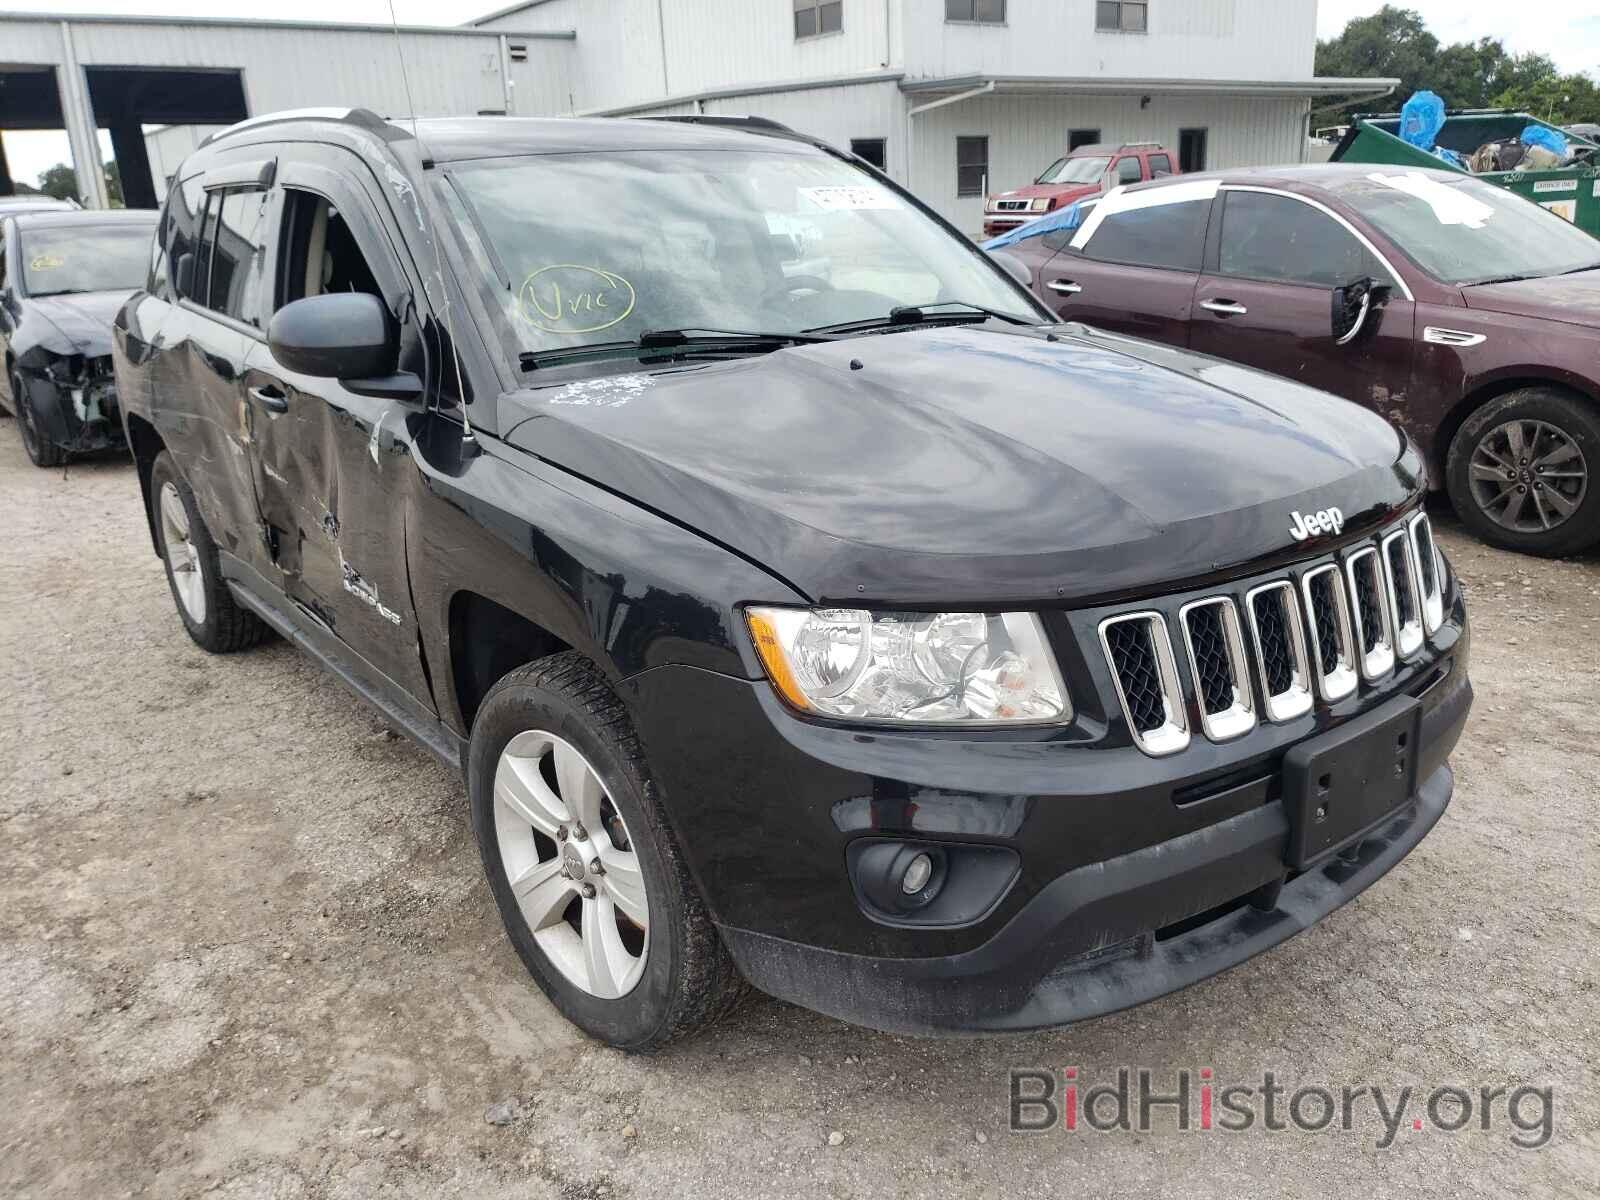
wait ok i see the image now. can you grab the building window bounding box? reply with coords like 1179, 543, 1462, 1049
794, 0, 842, 38
956, 136, 988, 197
1069, 128, 1101, 151
1096, 1, 1147, 32
945, 0, 1006, 23
851, 138, 887, 170
1179, 127, 1208, 173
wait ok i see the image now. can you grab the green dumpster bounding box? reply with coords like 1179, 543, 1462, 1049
1331, 108, 1600, 238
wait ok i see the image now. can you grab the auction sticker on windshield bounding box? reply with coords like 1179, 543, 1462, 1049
799, 185, 899, 212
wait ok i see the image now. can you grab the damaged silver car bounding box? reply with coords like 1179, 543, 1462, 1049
1, 208, 157, 467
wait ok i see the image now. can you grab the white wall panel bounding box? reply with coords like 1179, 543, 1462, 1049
911, 91, 1308, 232
903, 0, 1316, 84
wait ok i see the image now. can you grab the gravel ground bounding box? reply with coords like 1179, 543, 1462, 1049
1, 418, 1595, 1199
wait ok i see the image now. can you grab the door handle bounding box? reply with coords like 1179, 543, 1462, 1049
1047, 279, 1084, 295
1200, 299, 1249, 316
248, 385, 288, 413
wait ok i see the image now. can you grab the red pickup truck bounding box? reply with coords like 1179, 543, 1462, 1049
983, 142, 1179, 239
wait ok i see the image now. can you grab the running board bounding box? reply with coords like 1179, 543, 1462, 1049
221, 555, 465, 774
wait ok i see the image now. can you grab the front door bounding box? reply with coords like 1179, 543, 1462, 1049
243, 152, 433, 707
1189, 188, 1415, 406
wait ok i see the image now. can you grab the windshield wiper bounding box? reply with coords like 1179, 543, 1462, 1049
519, 328, 835, 371
809, 301, 1040, 335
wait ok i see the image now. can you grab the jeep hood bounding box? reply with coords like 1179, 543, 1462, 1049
500, 325, 1420, 606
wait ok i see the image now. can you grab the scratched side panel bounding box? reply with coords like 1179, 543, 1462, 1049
404, 423, 804, 738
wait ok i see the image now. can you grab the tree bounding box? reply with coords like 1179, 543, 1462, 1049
1314, 6, 1439, 107
103, 159, 123, 207
1494, 72, 1600, 126
36, 163, 78, 202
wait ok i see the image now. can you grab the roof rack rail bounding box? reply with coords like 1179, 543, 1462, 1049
638, 113, 799, 135
202, 107, 393, 148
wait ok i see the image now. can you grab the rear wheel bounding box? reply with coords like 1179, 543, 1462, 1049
469, 652, 746, 1049
13, 371, 63, 468
149, 451, 271, 653
1445, 388, 1600, 557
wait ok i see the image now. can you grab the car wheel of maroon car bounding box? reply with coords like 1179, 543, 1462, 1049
1446, 387, 1600, 558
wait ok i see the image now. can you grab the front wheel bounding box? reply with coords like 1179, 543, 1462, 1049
1445, 388, 1600, 557
469, 652, 746, 1049
14, 372, 63, 468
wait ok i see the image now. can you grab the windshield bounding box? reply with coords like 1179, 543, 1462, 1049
1037, 156, 1111, 185
1333, 172, 1600, 285
444, 148, 1036, 355
20, 224, 153, 296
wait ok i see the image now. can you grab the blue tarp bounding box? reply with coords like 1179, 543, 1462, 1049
980, 200, 1088, 250
1399, 90, 1446, 150
1520, 123, 1569, 159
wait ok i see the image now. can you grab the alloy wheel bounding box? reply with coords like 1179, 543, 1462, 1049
493, 730, 649, 999
1468, 418, 1587, 534
158, 481, 207, 624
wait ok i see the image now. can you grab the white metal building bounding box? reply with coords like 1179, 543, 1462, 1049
2, 2, 1392, 228
467, 0, 1396, 230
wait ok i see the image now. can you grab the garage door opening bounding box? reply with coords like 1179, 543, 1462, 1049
85, 67, 248, 208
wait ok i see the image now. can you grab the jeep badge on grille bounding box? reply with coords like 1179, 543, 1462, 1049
1288, 507, 1345, 541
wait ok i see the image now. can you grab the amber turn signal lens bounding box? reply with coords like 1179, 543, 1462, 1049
744, 609, 814, 713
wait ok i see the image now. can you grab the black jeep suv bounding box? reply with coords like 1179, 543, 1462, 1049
113, 111, 1471, 1048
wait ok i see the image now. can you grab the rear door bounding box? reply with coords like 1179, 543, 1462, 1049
143, 166, 277, 579
1190, 187, 1415, 403
1034, 187, 1213, 346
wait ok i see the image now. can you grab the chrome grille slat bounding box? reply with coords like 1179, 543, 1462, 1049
1300, 564, 1358, 702
1099, 612, 1189, 756
1244, 581, 1314, 723
1179, 598, 1256, 742
1383, 527, 1424, 657
1344, 547, 1395, 680
1409, 513, 1445, 634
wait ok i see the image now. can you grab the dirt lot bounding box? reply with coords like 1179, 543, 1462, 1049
0, 418, 1595, 1200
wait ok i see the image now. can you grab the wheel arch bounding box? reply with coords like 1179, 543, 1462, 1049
448, 590, 573, 734
125, 411, 168, 556
1436, 372, 1600, 479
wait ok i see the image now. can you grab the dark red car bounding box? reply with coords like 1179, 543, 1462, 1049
998, 164, 1600, 556
982, 142, 1178, 240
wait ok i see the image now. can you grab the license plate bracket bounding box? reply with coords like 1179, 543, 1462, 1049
1283, 695, 1421, 869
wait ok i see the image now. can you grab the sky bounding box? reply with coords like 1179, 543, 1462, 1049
4, 0, 1598, 188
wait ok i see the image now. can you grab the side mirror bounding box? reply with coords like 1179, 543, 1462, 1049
268, 291, 396, 377
986, 248, 1034, 290
1331, 276, 1376, 345
174, 252, 195, 300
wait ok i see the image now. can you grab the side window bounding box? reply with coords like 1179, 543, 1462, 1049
1114, 156, 1142, 185
275, 187, 383, 310
1149, 153, 1174, 177
1219, 191, 1387, 288
148, 204, 169, 293
956, 136, 989, 198
206, 189, 270, 326
168, 175, 209, 302
1082, 199, 1209, 271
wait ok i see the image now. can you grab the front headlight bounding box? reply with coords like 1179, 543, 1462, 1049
1029, 198, 1051, 212
745, 607, 1070, 726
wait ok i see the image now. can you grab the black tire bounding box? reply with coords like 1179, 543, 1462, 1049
13, 371, 63, 468
1445, 387, 1600, 558
149, 450, 271, 653
468, 652, 747, 1050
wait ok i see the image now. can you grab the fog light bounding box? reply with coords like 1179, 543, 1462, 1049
901, 852, 934, 895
